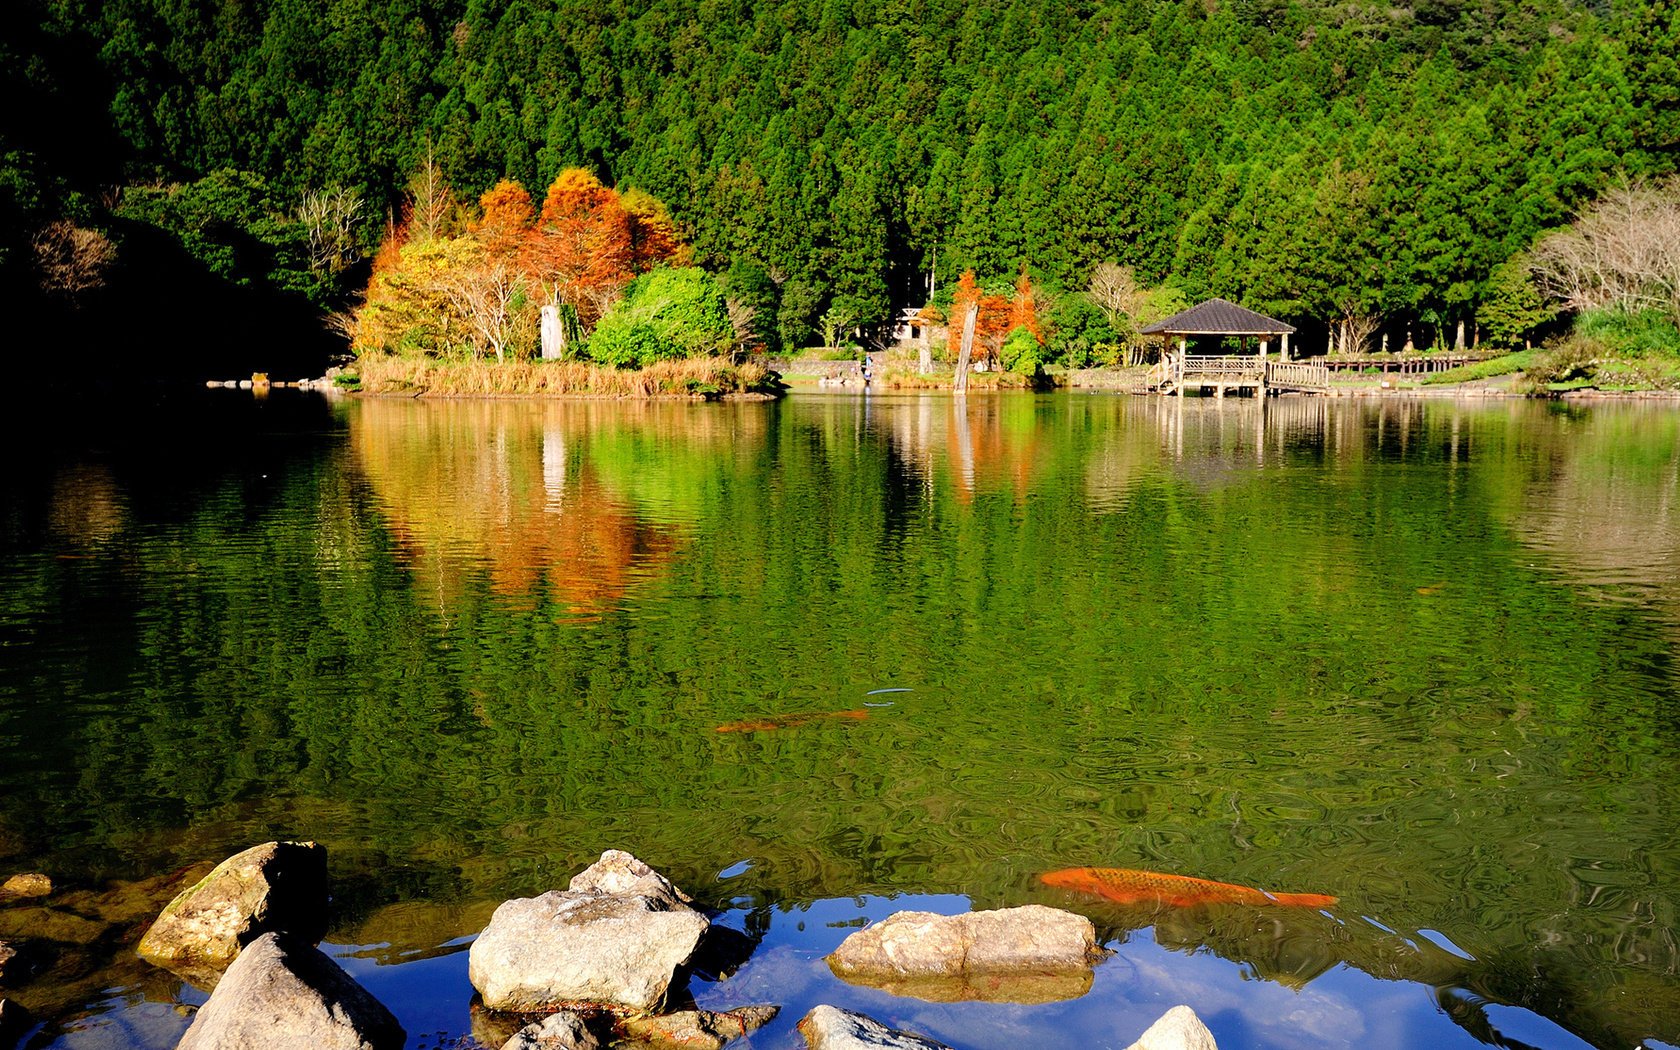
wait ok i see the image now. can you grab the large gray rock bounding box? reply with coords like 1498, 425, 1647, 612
501, 1011, 600, 1050
618, 1005, 779, 1050
468, 850, 710, 1013
828, 906, 1100, 980
1124, 1005, 1218, 1050
796, 1006, 952, 1050
138, 841, 327, 988
176, 933, 404, 1050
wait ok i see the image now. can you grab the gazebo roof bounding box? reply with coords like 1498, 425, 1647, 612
1140, 298, 1296, 336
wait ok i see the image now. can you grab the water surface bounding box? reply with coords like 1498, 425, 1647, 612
1, 391, 1677, 1049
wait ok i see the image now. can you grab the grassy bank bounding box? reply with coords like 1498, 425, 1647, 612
345, 355, 782, 399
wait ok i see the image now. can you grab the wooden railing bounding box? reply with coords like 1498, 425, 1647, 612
1264, 360, 1330, 390
1180, 355, 1264, 380
1156, 354, 1329, 392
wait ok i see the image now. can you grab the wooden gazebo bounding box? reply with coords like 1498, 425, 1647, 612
1140, 298, 1326, 396
1141, 297, 1297, 359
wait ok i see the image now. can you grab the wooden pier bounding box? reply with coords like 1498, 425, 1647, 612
1140, 299, 1327, 397
1151, 354, 1330, 397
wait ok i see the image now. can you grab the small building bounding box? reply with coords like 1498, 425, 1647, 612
888, 307, 931, 347
1140, 299, 1327, 396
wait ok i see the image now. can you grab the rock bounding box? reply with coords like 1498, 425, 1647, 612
840, 967, 1093, 1004
137, 841, 328, 988
618, 1005, 779, 1050
176, 933, 404, 1050
0, 997, 29, 1048
828, 906, 1101, 981
468, 850, 710, 1013
565, 849, 694, 907
0, 940, 26, 985
0, 874, 51, 904
470, 1000, 531, 1050
0, 905, 106, 945
796, 1006, 952, 1050
501, 1011, 600, 1050
1124, 1005, 1217, 1050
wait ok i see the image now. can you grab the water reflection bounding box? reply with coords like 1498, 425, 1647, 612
5, 393, 1680, 1050
350, 400, 767, 617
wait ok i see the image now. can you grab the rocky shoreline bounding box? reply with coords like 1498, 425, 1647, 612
1, 844, 1219, 1050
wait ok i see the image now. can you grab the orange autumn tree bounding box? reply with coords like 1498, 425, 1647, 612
948, 270, 1012, 368
472, 179, 535, 261
620, 186, 688, 271
526, 168, 634, 328
1009, 265, 1043, 343
352, 164, 689, 362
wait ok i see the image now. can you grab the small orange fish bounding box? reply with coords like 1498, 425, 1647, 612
1041, 867, 1337, 909
715, 709, 870, 733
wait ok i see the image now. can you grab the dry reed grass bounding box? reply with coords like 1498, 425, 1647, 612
878, 365, 1033, 389
352, 354, 778, 399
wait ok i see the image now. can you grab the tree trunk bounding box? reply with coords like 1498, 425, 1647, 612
954, 302, 978, 393
1454, 319, 1465, 352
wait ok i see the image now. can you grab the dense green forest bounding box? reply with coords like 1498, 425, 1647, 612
4, 0, 1679, 373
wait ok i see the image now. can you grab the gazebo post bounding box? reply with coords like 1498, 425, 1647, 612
1281, 332, 1291, 361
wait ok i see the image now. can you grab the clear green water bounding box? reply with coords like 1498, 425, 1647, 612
1, 391, 1678, 1050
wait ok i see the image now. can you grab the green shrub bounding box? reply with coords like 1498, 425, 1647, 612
1520, 337, 1600, 391
1422, 349, 1538, 384
1573, 309, 1680, 358
1000, 325, 1045, 375
588, 267, 734, 368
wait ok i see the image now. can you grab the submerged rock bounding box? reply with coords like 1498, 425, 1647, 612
468, 850, 710, 1013
796, 1006, 952, 1050
137, 841, 328, 988
0, 875, 51, 904
840, 967, 1094, 1004
501, 1011, 600, 1050
617, 1005, 779, 1050
1124, 1005, 1218, 1050
0, 939, 28, 985
176, 933, 404, 1050
0, 998, 29, 1049
828, 906, 1101, 981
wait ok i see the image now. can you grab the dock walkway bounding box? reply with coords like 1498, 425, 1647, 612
1152, 355, 1330, 397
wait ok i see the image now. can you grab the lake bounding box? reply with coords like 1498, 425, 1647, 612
1, 390, 1677, 1050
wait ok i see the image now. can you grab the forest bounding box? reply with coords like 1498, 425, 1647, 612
3, 0, 1678, 376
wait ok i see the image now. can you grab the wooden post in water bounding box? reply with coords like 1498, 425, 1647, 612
953, 302, 978, 394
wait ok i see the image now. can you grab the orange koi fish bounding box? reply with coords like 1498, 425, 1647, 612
1041, 867, 1337, 909
715, 709, 870, 733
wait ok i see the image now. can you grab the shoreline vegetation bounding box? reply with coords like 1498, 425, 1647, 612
344, 355, 780, 400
